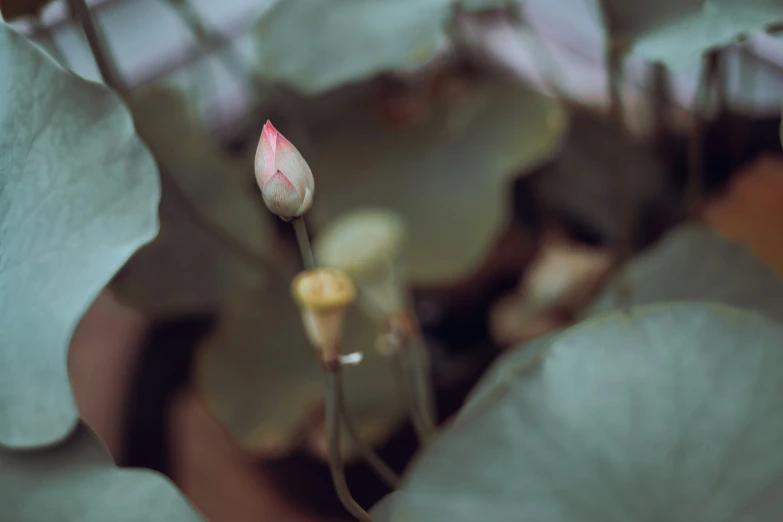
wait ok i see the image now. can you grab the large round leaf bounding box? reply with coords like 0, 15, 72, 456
372, 303, 783, 521
251, 0, 454, 95
113, 85, 272, 319
0, 21, 160, 449
0, 423, 204, 521
588, 223, 783, 324
309, 79, 567, 285
194, 284, 405, 459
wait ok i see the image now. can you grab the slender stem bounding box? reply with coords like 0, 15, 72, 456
604, 41, 634, 310
390, 351, 433, 445
404, 331, 437, 434
292, 217, 316, 270
338, 388, 400, 489
686, 51, 720, 216
164, 0, 262, 95
66, 0, 127, 96
68, 0, 277, 279
325, 367, 374, 522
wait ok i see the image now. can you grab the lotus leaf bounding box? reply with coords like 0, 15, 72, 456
0, 21, 159, 449
373, 303, 783, 521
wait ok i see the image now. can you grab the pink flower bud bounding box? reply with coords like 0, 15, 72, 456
254, 120, 314, 220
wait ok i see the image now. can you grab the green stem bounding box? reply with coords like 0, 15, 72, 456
404, 333, 437, 435
339, 387, 400, 489
325, 367, 374, 522
292, 217, 316, 270
390, 350, 433, 445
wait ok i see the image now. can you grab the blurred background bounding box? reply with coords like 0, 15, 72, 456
7, 0, 783, 520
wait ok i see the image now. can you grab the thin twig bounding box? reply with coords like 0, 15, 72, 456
325, 366, 374, 522
163, 0, 263, 95
66, 0, 276, 278
338, 388, 401, 489
293, 217, 316, 270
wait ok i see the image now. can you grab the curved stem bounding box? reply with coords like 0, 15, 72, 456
390, 351, 433, 445
338, 388, 400, 489
406, 331, 437, 432
325, 367, 374, 522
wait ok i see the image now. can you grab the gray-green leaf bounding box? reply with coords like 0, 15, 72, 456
587, 223, 783, 324
0, 22, 160, 449
251, 0, 454, 94
372, 303, 783, 521
0, 423, 204, 521
309, 79, 567, 284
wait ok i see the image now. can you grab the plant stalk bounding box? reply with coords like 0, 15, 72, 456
325, 365, 374, 522
292, 217, 316, 270
686, 50, 720, 216
390, 349, 433, 445
339, 385, 401, 489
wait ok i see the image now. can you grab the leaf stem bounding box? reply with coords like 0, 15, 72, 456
604, 40, 634, 310
292, 217, 316, 270
163, 0, 263, 95
686, 50, 720, 216
325, 364, 375, 522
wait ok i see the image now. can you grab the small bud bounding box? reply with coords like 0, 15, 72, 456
291, 268, 356, 362
254, 120, 314, 220
314, 208, 406, 323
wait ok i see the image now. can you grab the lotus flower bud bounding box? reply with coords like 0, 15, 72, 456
254, 120, 314, 220
292, 268, 356, 363
314, 208, 407, 324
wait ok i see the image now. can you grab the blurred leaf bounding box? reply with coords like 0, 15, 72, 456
251, 0, 454, 94
194, 285, 405, 460
310, 78, 567, 285
588, 223, 783, 323
373, 303, 783, 521
0, 423, 204, 521
0, 0, 52, 20
112, 85, 273, 319
601, 0, 783, 68
458, 0, 520, 11
0, 22, 159, 449
705, 155, 783, 281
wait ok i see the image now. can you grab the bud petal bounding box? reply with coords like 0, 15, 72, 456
254, 120, 315, 220
262, 170, 310, 220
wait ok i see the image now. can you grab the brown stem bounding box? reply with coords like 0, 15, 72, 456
325, 366, 374, 522
604, 41, 634, 309
163, 0, 263, 95
686, 50, 721, 216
